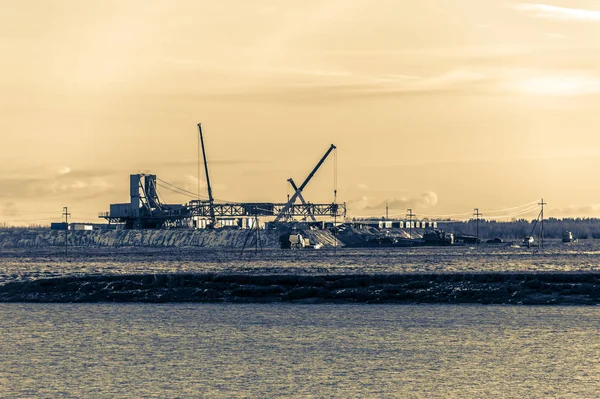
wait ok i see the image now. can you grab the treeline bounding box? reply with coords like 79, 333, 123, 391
0, 224, 47, 229
437, 218, 600, 240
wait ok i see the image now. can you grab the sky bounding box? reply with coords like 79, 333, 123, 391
2, 0, 600, 224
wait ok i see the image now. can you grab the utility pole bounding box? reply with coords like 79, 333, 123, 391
473, 208, 482, 249
406, 208, 415, 250
255, 215, 259, 254
385, 202, 389, 220
62, 207, 70, 257
539, 198, 546, 248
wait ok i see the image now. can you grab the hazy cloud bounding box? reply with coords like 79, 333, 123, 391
516, 3, 600, 21
57, 166, 71, 175
549, 204, 600, 217
1, 202, 18, 217
519, 72, 600, 95
158, 159, 267, 168
544, 32, 566, 39
364, 191, 439, 211
205, 68, 494, 104
0, 169, 117, 201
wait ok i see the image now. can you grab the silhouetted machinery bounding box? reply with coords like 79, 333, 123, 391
99, 174, 191, 229
274, 144, 337, 222
99, 126, 345, 229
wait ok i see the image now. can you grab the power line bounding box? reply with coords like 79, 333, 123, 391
351, 200, 541, 220
480, 200, 540, 214
157, 178, 242, 204
157, 183, 197, 198
157, 178, 205, 198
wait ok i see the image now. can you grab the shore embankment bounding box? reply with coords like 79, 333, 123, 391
0, 228, 342, 248
1, 272, 598, 305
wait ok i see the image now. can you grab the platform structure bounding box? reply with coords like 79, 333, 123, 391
99, 128, 344, 229
189, 201, 345, 219
99, 174, 346, 229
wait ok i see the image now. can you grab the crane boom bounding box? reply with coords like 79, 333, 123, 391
274, 144, 336, 222
198, 123, 216, 227
288, 178, 317, 222
299, 144, 336, 191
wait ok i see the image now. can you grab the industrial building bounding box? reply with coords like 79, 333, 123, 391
97, 124, 347, 230
98, 173, 345, 229
92, 144, 442, 231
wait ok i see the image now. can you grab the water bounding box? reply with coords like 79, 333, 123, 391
1, 304, 598, 398
2, 241, 600, 286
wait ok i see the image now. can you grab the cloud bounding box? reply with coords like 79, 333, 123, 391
182, 175, 207, 193
57, 166, 71, 175
543, 32, 565, 39
202, 67, 493, 104
357, 183, 369, 190
515, 3, 600, 21
0, 169, 117, 202
549, 204, 600, 217
364, 191, 439, 211
518, 72, 600, 95
1, 202, 18, 217
346, 196, 369, 207
158, 159, 267, 168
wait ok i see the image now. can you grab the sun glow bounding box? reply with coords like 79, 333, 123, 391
520, 76, 585, 95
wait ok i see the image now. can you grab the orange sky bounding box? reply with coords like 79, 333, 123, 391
2, 0, 600, 224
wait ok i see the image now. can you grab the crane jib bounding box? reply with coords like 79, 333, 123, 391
298, 144, 336, 192
274, 144, 336, 222
198, 123, 216, 226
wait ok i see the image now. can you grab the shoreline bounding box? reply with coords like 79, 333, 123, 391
1, 272, 598, 305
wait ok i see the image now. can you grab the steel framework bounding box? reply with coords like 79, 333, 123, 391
190, 202, 345, 218
99, 201, 346, 227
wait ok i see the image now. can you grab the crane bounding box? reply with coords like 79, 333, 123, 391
287, 178, 317, 222
198, 123, 216, 228
274, 144, 336, 222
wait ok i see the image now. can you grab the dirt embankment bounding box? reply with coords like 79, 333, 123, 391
1, 272, 598, 305
0, 228, 342, 249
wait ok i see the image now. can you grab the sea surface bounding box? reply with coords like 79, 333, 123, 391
1, 303, 598, 398
1, 240, 600, 286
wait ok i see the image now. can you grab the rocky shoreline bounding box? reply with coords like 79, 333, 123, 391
1, 272, 598, 305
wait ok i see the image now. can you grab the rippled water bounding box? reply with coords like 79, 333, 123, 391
0, 304, 598, 398
1, 241, 600, 285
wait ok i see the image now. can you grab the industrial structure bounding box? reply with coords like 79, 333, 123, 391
99, 124, 346, 229
99, 174, 191, 229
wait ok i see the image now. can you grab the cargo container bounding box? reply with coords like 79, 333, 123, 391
50, 223, 68, 230
70, 224, 93, 231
